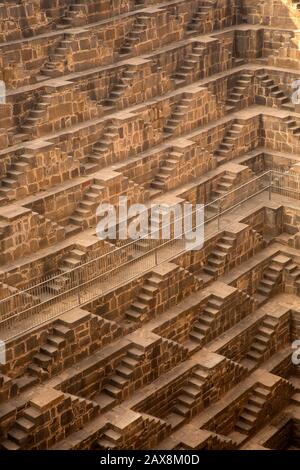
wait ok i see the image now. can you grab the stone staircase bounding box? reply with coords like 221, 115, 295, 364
41, 36, 73, 78
251, 228, 264, 248
186, 0, 215, 35
243, 317, 279, 367
96, 427, 123, 450
0, 153, 32, 202
138, 413, 172, 448
257, 73, 293, 110
209, 172, 237, 210
163, 337, 189, 360
226, 73, 253, 110
189, 295, 222, 345
0, 393, 98, 450
164, 96, 194, 135
214, 121, 244, 164
35, 213, 66, 245
284, 116, 300, 139
0, 282, 39, 319
203, 234, 236, 277
22, 93, 52, 135
96, 346, 145, 406
237, 287, 255, 308
83, 125, 120, 174
119, 15, 148, 58
125, 272, 163, 322
172, 44, 206, 86
166, 367, 209, 428
286, 261, 300, 291
60, 2, 88, 27
254, 256, 288, 305
234, 384, 273, 435
46, 248, 86, 295
103, 68, 136, 109
0, 406, 38, 450
150, 150, 182, 194
27, 320, 73, 378
67, 183, 105, 234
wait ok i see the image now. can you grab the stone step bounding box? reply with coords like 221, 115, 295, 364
263, 317, 278, 328
122, 356, 139, 370
189, 376, 205, 388
251, 341, 266, 353
131, 301, 148, 312
257, 285, 271, 296
97, 438, 117, 449
247, 350, 262, 361
260, 278, 275, 288
254, 386, 270, 399
40, 344, 58, 357
235, 420, 251, 433
115, 364, 133, 378
204, 265, 218, 276
173, 403, 190, 417
110, 374, 127, 388
239, 411, 256, 424
259, 326, 274, 337
138, 292, 152, 303
204, 306, 219, 315
0, 439, 20, 450
27, 363, 45, 377
183, 384, 202, 398
125, 308, 141, 321
255, 334, 269, 345
199, 313, 214, 325
94, 392, 115, 412
15, 417, 35, 433
244, 403, 261, 416
177, 393, 194, 407
103, 384, 122, 398
143, 283, 158, 294
47, 334, 66, 349
166, 412, 185, 430
53, 324, 72, 338
193, 321, 209, 334
14, 374, 38, 392
189, 330, 205, 343
127, 347, 144, 360
8, 428, 28, 446
22, 407, 43, 424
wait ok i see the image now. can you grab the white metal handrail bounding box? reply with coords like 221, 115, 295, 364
0, 169, 298, 340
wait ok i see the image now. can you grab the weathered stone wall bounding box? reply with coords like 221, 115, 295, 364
0, 145, 80, 204
0, 1, 50, 42
22, 85, 100, 138
218, 311, 291, 363
0, 308, 121, 378
0, 205, 66, 265
262, 115, 300, 154
134, 357, 246, 419
242, 0, 300, 28
204, 375, 293, 436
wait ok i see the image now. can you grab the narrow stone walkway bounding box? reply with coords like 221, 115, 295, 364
0, 189, 290, 342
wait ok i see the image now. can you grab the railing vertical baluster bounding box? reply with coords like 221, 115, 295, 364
2, 170, 300, 340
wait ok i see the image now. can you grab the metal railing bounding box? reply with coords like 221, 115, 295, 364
0, 169, 296, 341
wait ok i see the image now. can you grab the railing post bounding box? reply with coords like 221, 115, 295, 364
155, 248, 158, 266
269, 171, 272, 200
77, 270, 81, 306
